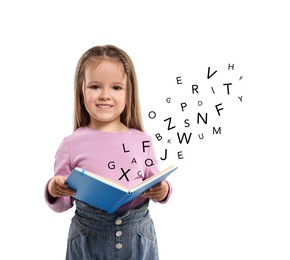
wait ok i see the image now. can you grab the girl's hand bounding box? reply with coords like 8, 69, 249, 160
142, 180, 169, 202
48, 175, 76, 199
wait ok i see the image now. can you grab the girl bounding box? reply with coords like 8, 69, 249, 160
45, 45, 172, 259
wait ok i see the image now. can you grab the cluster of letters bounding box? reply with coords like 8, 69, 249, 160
106, 141, 154, 181
147, 64, 243, 160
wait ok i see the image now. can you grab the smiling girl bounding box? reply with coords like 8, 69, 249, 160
45, 45, 172, 259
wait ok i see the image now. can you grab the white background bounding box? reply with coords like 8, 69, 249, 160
1, 1, 289, 259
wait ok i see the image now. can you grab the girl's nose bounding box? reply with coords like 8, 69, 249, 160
99, 88, 110, 100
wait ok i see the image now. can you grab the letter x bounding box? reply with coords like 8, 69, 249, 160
119, 168, 130, 181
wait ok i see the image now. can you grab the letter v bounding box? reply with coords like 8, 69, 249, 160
207, 67, 217, 79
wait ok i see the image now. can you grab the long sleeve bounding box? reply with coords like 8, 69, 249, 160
145, 137, 173, 204
44, 180, 74, 212
44, 139, 75, 212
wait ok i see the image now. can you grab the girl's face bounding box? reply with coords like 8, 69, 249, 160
83, 59, 127, 131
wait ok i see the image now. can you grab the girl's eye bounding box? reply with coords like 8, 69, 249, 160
113, 86, 122, 90
90, 85, 100, 90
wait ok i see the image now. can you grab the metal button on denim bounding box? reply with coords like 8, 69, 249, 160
115, 219, 122, 225
116, 231, 122, 237
116, 243, 123, 249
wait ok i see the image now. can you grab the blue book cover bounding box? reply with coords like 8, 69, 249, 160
65, 165, 177, 214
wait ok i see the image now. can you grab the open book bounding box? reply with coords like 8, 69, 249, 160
65, 165, 177, 214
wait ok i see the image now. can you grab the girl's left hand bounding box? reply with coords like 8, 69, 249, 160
142, 180, 169, 202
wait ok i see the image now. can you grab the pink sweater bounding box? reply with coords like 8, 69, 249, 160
45, 127, 172, 213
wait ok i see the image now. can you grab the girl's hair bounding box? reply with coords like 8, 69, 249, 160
74, 45, 144, 132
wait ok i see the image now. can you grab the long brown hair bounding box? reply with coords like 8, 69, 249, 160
74, 45, 144, 131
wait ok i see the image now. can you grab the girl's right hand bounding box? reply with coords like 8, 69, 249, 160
48, 175, 76, 198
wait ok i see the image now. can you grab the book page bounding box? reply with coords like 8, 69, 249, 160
130, 165, 176, 192
74, 167, 128, 192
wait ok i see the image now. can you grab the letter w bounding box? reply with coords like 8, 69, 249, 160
177, 132, 192, 144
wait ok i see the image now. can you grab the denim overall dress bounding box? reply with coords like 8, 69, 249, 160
66, 200, 159, 260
